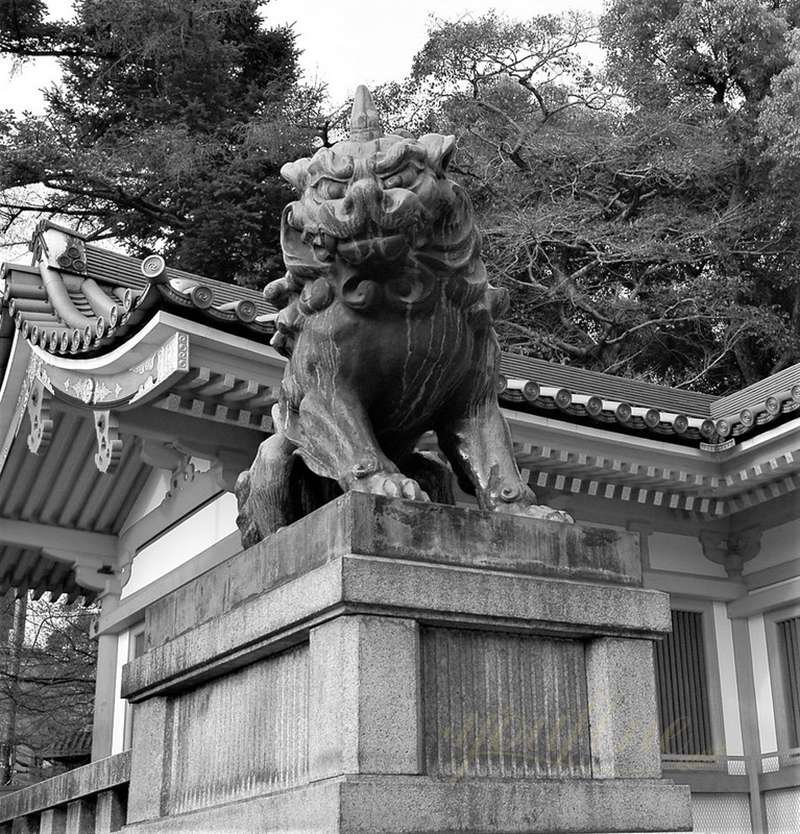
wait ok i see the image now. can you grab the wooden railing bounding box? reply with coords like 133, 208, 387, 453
0, 752, 129, 834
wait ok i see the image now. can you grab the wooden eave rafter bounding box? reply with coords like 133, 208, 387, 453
22, 312, 281, 433
0, 310, 796, 536
505, 408, 800, 519
1, 518, 116, 558
0, 519, 116, 593
0, 312, 282, 599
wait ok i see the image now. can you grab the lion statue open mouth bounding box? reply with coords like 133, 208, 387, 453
236, 86, 572, 546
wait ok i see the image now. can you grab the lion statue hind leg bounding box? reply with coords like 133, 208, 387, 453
235, 433, 295, 547
235, 432, 344, 547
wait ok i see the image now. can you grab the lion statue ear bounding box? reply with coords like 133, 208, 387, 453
281, 158, 311, 192
418, 134, 456, 173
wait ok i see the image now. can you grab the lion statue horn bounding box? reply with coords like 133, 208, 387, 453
349, 85, 383, 141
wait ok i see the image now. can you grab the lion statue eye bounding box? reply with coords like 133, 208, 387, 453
316, 179, 347, 200
383, 168, 418, 189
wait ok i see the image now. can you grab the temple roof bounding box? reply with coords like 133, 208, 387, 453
1, 221, 276, 361
40, 729, 93, 763
497, 357, 800, 448
1, 219, 798, 450
1, 221, 799, 601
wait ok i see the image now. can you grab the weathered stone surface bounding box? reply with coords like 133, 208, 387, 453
116, 498, 690, 834
336, 775, 693, 834
65, 798, 94, 834
586, 637, 662, 778
38, 808, 66, 834
126, 699, 168, 825
0, 754, 129, 824
164, 645, 308, 815
309, 616, 420, 780
124, 554, 667, 701
422, 627, 591, 778
121, 774, 692, 833
119, 779, 341, 834
145, 492, 640, 650
94, 789, 125, 833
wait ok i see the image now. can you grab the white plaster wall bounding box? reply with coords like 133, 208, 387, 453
110, 630, 130, 755
648, 532, 728, 577
119, 468, 171, 535
748, 614, 778, 755
712, 602, 744, 757
121, 492, 239, 599
119, 457, 216, 535
742, 518, 800, 575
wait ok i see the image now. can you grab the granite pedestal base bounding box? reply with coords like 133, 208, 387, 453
120, 493, 692, 833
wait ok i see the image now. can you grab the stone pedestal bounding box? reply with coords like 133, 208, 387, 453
120, 493, 692, 833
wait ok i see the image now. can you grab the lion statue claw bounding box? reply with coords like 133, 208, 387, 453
236, 86, 572, 546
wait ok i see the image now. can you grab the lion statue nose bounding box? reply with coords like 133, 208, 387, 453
342, 178, 383, 222
317, 177, 378, 238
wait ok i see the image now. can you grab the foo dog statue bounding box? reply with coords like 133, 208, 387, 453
236, 86, 572, 546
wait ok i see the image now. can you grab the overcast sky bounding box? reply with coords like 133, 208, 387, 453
1, 0, 605, 113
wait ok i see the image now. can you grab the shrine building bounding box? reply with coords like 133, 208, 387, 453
0, 221, 797, 833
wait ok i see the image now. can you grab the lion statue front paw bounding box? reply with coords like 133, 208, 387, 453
351, 472, 431, 502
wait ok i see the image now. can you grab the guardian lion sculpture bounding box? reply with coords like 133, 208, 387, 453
236, 86, 571, 546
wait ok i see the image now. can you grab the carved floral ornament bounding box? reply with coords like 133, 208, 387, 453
30, 332, 190, 411
18, 332, 190, 473
699, 527, 762, 577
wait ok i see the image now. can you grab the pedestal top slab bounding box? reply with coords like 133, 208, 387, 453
144, 493, 640, 651
328, 493, 641, 585
125, 495, 662, 701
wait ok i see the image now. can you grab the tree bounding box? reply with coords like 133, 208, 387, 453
597, 0, 800, 387
0, 591, 96, 784
0, 0, 323, 285
392, 7, 800, 392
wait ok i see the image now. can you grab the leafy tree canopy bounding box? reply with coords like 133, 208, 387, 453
377, 3, 800, 392
0, 593, 96, 783
2, 2, 799, 390
0, 0, 322, 284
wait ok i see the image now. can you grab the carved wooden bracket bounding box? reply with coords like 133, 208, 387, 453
73, 563, 120, 597
139, 439, 195, 501
139, 438, 185, 471
26, 378, 54, 455
93, 410, 123, 473
166, 456, 196, 501
699, 526, 762, 578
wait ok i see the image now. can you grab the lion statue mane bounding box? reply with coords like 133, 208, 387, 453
236, 86, 571, 546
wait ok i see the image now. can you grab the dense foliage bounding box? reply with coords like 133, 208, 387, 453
389, 2, 800, 391
0, 594, 96, 783
0, 0, 321, 283
2, 1, 799, 390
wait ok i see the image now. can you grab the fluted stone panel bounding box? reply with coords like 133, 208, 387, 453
422, 627, 591, 778
164, 644, 308, 814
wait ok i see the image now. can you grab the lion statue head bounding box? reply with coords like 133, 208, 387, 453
264, 86, 506, 357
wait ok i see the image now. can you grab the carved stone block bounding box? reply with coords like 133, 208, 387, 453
121, 495, 691, 833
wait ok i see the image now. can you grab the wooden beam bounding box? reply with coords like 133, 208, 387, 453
728, 577, 800, 618
114, 404, 264, 461
643, 569, 745, 601
0, 518, 116, 559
